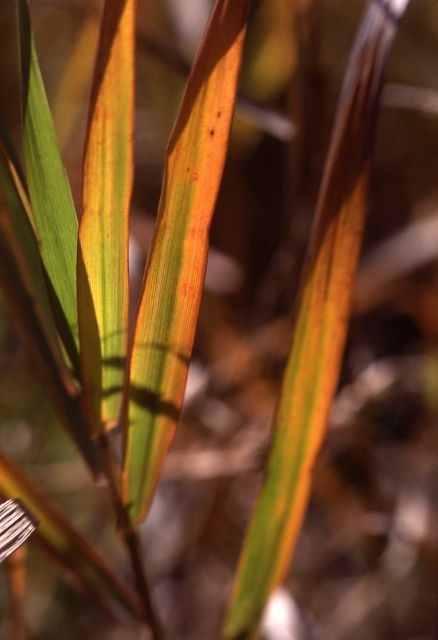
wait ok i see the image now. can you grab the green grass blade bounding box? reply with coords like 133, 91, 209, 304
122, 0, 250, 524
224, 1, 410, 636
0, 145, 102, 475
0, 451, 140, 619
0, 139, 71, 386
77, 0, 134, 435
18, 0, 80, 379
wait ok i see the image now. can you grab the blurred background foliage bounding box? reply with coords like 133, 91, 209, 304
0, 0, 437, 638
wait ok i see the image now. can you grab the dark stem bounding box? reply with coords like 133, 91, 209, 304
97, 433, 164, 639
5, 547, 27, 640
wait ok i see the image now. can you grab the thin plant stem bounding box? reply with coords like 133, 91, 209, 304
5, 546, 27, 640
97, 433, 164, 639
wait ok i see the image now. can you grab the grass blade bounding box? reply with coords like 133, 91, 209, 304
224, 1, 410, 636
18, 0, 80, 379
0, 147, 102, 475
0, 140, 70, 384
122, 0, 250, 523
77, 0, 135, 434
5, 546, 27, 639
0, 452, 141, 620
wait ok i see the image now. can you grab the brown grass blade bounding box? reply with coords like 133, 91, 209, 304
224, 1, 410, 636
0, 452, 141, 621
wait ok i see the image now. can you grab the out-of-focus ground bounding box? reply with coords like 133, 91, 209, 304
0, 1, 437, 638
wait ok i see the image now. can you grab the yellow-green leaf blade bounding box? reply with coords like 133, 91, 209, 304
224, 1, 409, 637
0, 140, 65, 374
0, 451, 140, 619
78, 0, 134, 434
123, 0, 250, 524
18, 0, 80, 378
0, 144, 102, 476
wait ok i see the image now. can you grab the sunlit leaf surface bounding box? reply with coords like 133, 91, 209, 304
224, 1, 410, 636
78, 0, 135, 434
122, 0, 250, 523
18, 0, 80, 378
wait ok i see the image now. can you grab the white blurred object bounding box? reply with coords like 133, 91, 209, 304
164, 0, 210, 55
262, 588, 311, 640
197, 398, 240, 435
205, 248, 244, 294
386, 0, 410, 15
354, 214, 438, 313
383, 83, 438, 116
330, 359, 397, 429
0, 499, 37, 563
330, 355, 430, 430
384, 487, 431, 579
184, 360, 208, 405
128, 232, 144, 284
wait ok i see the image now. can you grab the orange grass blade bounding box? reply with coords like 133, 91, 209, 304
0, 452, 141, 620
122, 0, 250, 523
224, 1, 410, 636
78, 0, 135, 434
